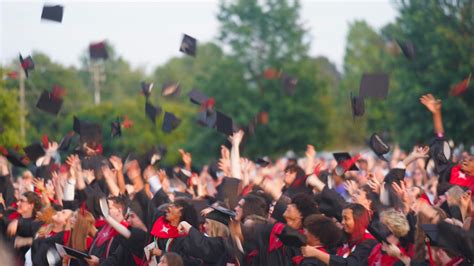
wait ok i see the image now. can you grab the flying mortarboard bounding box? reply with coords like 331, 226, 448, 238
19, 54, 35, 78
145, 101, 162, 125
41, 5, 64, 23
0, 147, 29, 168
89, 41, 108, 60
58, 132, 75, 152
368, 133, 390, 162
196, 109, 217, 128
333, 152, 360, 176
111, 117, 121, 138
216, 111, 235, 136
72, 117, 102, 146
36, 86, 65, 115
175, 168, 192, 187
350, 92, 365, 119
23, 143, 46, 162
188, 89, 209, 105
161, 82, 181, 97
179, 34, 197, 56
141, 81, 153, 99
396, 40, 416, 60
359, 73, 390, 99
450, 74, 471, 97
162, 112, 181, 133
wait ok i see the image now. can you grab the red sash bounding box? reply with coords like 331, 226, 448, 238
150, 216, 186, 238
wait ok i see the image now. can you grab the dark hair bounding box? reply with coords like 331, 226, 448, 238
174, 199, 199, 229
285, 165, 306, 179
304, 214, 343, 248
291, 193, 319, 221
241, 194, 268, 221
162, 252, 183, 266
343, 203, 370, 243
360, 185, 383, 213
108, 196, 128, 216
23, 191, 42, 217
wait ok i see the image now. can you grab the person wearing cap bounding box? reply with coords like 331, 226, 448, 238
299, 203, 377, 265
176, 206, 244, 265
299, 214, 343, 265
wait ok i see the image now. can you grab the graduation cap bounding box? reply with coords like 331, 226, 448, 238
208, 161, 219, 181
422, 222, 474, 262
175, 168, 192, 187
73, 117, 102, 145
179, 34, 197, 56
206, 206, 236, 226
383, 168, 405, 184
256, 157, 271, 167
216, 177, 241, 209
162, 112, 181, 133
216, 111, 235, 136
89, 41, 108, 60
19, 54, 35, 78
277, 226, 307, 247
161, 82, 181, 97
196, 109, 217, 128
367, 222, 391, 244
111, 117, 121, 138
281, 73, 298, 96
396, 40, 416, 60
359, 73, 390, 99
426, 138, 452, 174
369, 133, 390, 161
23, 143, 45, 163
191, 199, 209, 224
140, 146, 166, 168
141, 81, 154, 99
58, 132, 75, 152
41, 5, 63, 23
145, 101, 162, 125
351, 92, 365, 119
450, 74, 471, 97
35, 164, 55, 180
188, 89, 209, 105
55, 243, 91, 260
0, 147, 29, 168
36, 89, 64, 115
333, 152, 360, 176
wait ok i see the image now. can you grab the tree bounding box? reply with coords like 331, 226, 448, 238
0, 67, 25, 147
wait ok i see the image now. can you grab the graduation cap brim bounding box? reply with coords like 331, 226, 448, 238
36, 90, 63, 115
206, 206, 236, 225
179, 34, 197, 56
350, 92, 365, 119
359, 73, 390, 99
256, 157, 271, 167
60, 245, 91, 260
332, 152, 359, 171
396, 40, 416, 59
368, 133, 390, 160
23, 143, 45, 162
41, 5, 64, 23
383, 168, 405, 183
277, 226, 307, 247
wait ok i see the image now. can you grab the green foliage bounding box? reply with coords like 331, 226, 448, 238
0, 68, 25, 147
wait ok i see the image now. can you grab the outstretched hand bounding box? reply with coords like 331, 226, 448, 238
420, 94, 441, 114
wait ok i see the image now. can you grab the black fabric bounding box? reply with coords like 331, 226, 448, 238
329, 238, 377, 266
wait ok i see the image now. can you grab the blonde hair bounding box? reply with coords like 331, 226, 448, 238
69, 210, 97, 251
380, 209, 409, 238
36, 207, 57, 238
205, 219, 229, 237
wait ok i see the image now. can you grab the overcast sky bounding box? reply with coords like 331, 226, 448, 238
1, 0, 398, 73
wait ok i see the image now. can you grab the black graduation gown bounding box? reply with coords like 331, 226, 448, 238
31, 231, 69, 266
88, 223, 124, 263
100, 227, 148, 266
182, 227, 241, 266
329, 236, 377, 266
15, 217, 43, 263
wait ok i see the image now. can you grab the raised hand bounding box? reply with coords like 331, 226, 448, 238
420, 93, 442, 114
343, 180, 358, 197
228, 130, 245, 147
179, 149, 192, 169
109, 156, 123, 171
391, 181, 408, 204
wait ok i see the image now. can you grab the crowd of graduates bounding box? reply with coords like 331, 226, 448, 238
0, 92, 473, 266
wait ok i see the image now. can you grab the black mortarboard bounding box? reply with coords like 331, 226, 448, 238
2, 148, 29, 168
206, 206, 236, 226
426, 138, 452, 174
58, 132, 75, 152
191, 199, 209, 224
19, 54, 35, 78
256, 157, 271, 167
369, 133, 390, 161
281, 73, 298, 96
56, 244, 91, 260
161, 82, 181, 97
23, 143, 45, 162
350, 92, 365, 119
36, 90, 63, 115
179, 34, 197, 56
333, 152, 359, 176
111, 117, 121, 138
208, 161, 219, 181
145, 101, 162, 125
367, 222, 391, 244
41, 5, 63, 23
175, 168, 192, 187
188, 89, 209, 105
35, 164, 54, 180
89, 41, 108, 60
359, 73, 390, 99
196, 110, 217, 128
216, 111, 235, 136
396, 40, 416, 60
141, 81, 153, 99
216, 177, 241, 209
383, 168, 405, 184
278, 226, 307, 247
138, 146, 166, 169
73, 117, 102, 145
162, 112, 181, 133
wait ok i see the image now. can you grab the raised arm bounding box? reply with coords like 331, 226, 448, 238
229, 130, 244, 180
420, 94, 444, 136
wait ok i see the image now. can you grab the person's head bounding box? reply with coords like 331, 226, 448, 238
357, 159, 368, 172
204, 218, 229, 238
52, 209, 73, 228
158, 252, 183, 266
70, 209, 97, 251
284, 165, 306, 186
460, 155, 474, 176
107, 196, 127, 222
352, 185, 380, 213
446, 186, 465, 206
17, 191, 41, 218
341, 203, 370, 242
234, 194, 267, 222
412, 168, 425, 186
283, 193, 319, 230
166, 199, 198, 228
380, 209, 409, 239
304, 214, 343, 248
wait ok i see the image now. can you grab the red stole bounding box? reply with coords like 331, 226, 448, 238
94, 221, 129, 247
268, 223, 286, 252
150, 216, 185, 239
292, 247, 327, 265
450, 165, 474, 192
368, 242, 410, 266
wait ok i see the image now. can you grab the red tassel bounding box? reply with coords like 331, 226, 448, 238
42, 135, 49, 149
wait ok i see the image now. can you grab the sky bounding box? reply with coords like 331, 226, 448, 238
0, 0, 398, 73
